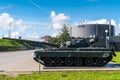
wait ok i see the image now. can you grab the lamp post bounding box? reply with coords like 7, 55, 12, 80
105, 30, 109, 48
9, 22, 11, 38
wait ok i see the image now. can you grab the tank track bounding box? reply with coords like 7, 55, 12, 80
36, 56, 112, 67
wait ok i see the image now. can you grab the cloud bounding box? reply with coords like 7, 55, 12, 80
25, 33, 40, 40
0, 13, 31, 31
0, 4, 13, 10
51, 31, 59, 37
0, 13, 14, 29
3, 31, 20, 38
83, 19, 116, 26
15, 19, 31, 31
24, 21, 50, 26
51, 11, 70, 37
11, 32, 20, 38
0, 13, 32, 38
111, 19, 116, 26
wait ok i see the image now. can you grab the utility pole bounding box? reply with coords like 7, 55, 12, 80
9, 22, 11, 38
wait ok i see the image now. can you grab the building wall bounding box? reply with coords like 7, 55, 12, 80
70, 24, 115, 38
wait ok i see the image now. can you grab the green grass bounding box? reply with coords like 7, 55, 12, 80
0, 39, 22, 47
1, 71, 120, 80
0, 39, 23, 51
112, 52, 120, 63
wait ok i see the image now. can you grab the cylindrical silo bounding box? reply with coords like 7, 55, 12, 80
71, 24, 115, 38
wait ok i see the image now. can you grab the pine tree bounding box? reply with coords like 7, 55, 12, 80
50, 24, 70, 45
59, 24, 70, 43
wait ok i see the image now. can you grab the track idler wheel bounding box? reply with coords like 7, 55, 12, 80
85, 58, 94, 66
74, 58, 83, 66
96, 58, 105, 67
65, 58, 73, 66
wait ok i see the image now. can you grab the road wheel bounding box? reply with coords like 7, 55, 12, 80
44, 58, 52, 66
54, 58, 63, 66
96, 58, 104, 67
85, 58, 93, 66
65, 58, 73, 66
74, 58, 82, 66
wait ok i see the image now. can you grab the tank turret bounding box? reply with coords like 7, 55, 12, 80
64, 37, 98, 48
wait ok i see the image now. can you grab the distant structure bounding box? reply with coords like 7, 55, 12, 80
41, 35, 51, 42
70, 24, 115, 38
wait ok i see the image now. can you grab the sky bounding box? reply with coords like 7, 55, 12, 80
0, 0, 120, 41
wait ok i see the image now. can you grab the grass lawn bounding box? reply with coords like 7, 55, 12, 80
0, 39, 24, 51
112, 52, 120, 63
1, 71, 120, 80
0, 39, 21, 47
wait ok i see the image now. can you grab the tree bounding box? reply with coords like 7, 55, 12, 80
59, 24, 70, 43
50, 24, 71, 45
50, 37, 61, 45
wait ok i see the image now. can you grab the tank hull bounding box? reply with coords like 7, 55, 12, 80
34, 48, 115, 67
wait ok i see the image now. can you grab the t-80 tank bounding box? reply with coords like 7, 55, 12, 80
33, 38, 116, 67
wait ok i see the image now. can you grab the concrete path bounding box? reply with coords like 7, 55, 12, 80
0, 50, 40, 72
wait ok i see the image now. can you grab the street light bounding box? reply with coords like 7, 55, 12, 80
9, 22, 11, 38
105, 30, 109, 48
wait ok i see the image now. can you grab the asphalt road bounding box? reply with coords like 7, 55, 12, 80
0, 50, 120, 73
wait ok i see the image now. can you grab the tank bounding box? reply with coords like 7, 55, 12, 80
33, 38, 116, 67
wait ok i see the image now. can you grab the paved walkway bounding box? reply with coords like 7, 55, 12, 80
0, 50, 43, 73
